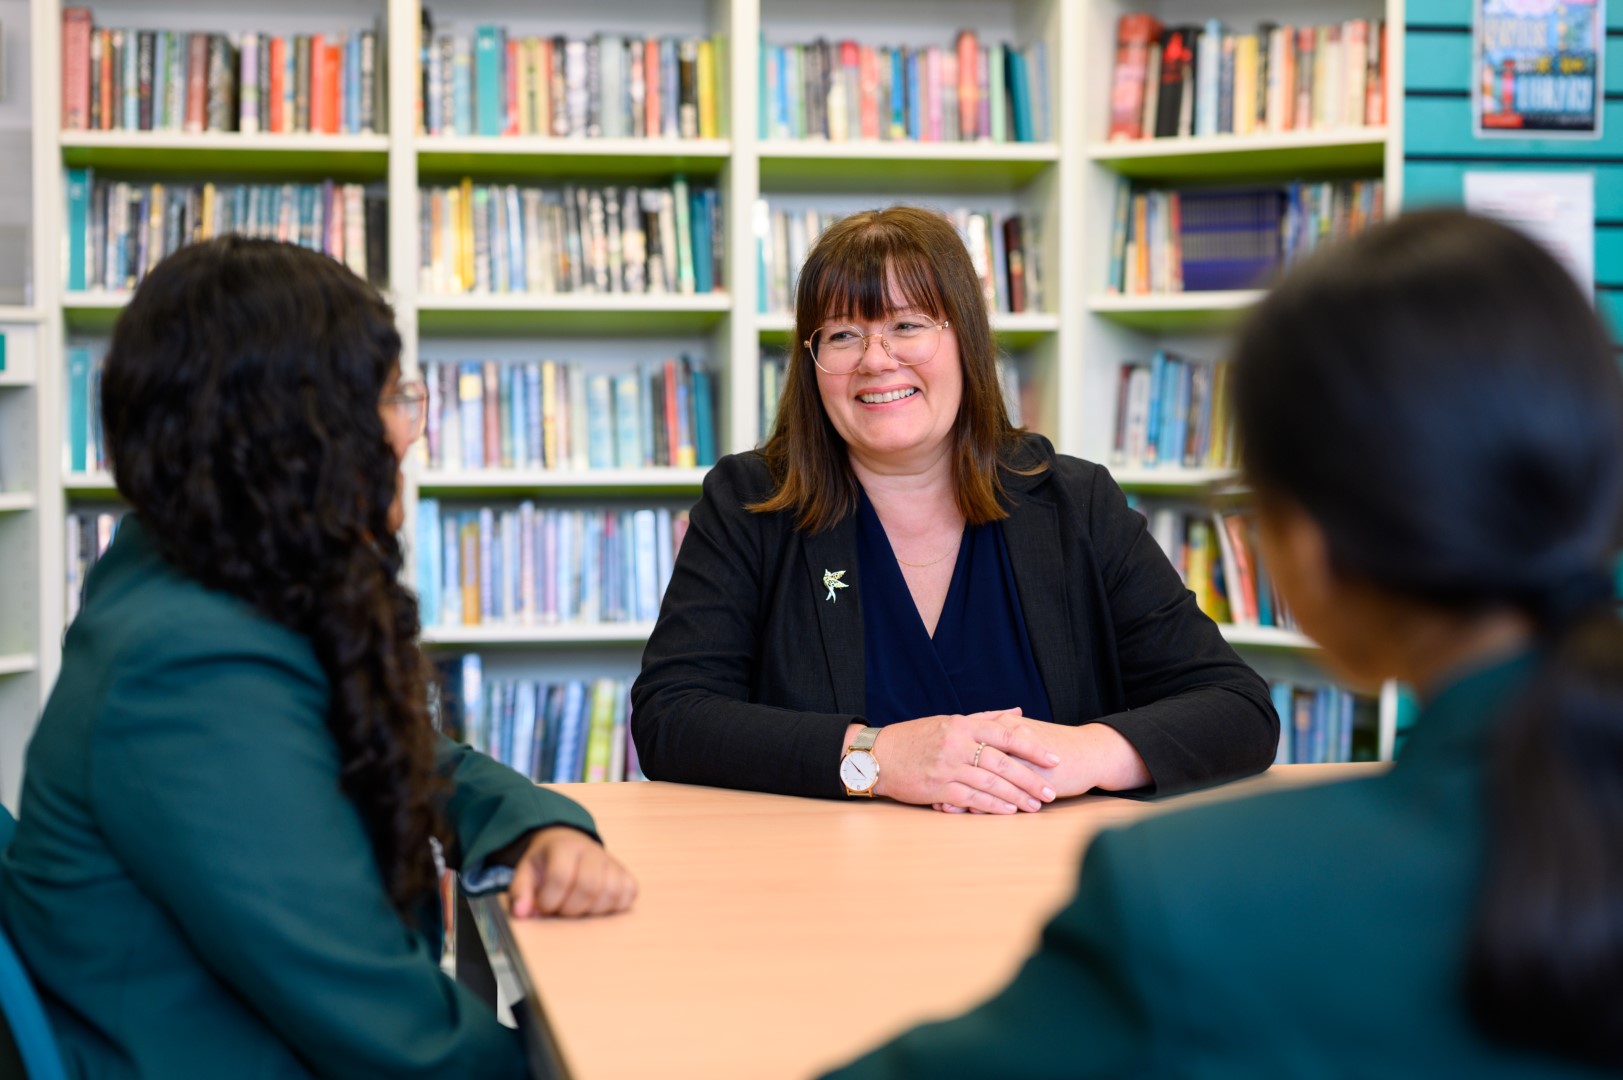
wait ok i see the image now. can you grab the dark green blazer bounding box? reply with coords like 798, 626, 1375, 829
826, 656, 1613, 1078
0, 518, 597, 1079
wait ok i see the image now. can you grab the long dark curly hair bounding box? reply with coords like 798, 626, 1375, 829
100, 236, 444, 915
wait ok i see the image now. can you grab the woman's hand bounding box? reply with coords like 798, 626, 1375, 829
933, 721, 1153, 813
502, 826, 639, 918
870, 709, 1061, 814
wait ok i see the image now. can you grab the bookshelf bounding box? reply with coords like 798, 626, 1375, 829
2, 0, 1409, 807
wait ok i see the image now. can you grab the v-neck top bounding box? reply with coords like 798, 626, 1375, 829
856, 491, 1056, 727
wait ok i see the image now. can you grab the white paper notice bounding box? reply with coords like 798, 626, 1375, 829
1463, 171, 1596, 298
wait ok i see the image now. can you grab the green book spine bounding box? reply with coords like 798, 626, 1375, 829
65, 168, 92, 291
67, 347, 91, 472
672, 176, 695, 294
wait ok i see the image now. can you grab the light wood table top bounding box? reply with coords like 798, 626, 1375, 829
490, 765, 1383, 1079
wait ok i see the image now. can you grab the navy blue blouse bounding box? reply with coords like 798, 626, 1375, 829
856, 492, 1056, 727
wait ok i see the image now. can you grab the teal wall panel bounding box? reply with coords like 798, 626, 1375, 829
1405, 32, 1623, 94
1406, 98, 1623, 158
1403, 162, 1623, 218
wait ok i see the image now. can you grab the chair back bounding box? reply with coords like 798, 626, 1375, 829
0, 806, 69, 1080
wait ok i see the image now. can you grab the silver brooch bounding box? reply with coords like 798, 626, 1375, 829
822, 569, 848, 602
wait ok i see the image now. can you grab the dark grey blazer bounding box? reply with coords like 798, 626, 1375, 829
631, 435, 1278, 799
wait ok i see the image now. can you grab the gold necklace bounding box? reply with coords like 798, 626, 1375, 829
894, 536, 961, 569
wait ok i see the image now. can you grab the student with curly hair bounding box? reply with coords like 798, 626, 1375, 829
0, 237, 636, 1077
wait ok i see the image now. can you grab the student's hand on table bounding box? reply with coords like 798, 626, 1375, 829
932, 721, 1153, 813
505, 826, 639, 918
870, 708, 1061, 814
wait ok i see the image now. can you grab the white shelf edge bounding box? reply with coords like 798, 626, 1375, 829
1111, 467, 1243, 488
1219, 625, 1317, 650
419, 468, 707, 490
0, 653, 38, 677
63, 472, 118, 492
0, 493, 36, 513
1087, 127, 1389, 162
420, 623, 656, 646
62, 291, 132, 308
415, 135, 732, 157
60, 130, 390, 152
0, 307, 45, 323
416, 292, 732, 312
1087, 290, 1264, 313
0, 374, 35, 388
757, 138, 1059, 162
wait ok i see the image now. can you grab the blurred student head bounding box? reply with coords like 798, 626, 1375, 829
1233, 208, 1623, 1067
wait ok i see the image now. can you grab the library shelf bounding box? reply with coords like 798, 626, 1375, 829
419, 623, 658, 648
415, 136, 732, 181
60, 131, 391, 178
416, 292, 732, 336
0, 654, 38, 678
0, 493, 36, 513
0, 373, 32, 389
757, 139, 1060, 194
1086, 290, 1263, 333
62, 472, 118, 496
0, 307, 45, 323
418, 467, 708, 496
1110, 467, 1244, 493
1219, 625, 1318, 651
1087, 128, 1389, 182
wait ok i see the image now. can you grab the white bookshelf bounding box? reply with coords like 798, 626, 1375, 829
5, 0, 1408, 805
0, 655, 39, 678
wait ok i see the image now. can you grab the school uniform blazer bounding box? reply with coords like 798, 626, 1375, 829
824, 655, 1613, 1079
632, 434, 1278, 799
0, 517, 598, 1079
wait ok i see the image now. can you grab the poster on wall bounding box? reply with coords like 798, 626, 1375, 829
1475, 0, 1605, 138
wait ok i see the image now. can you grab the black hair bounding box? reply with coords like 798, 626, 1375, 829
101, 236, 444, 916
1233, 209, 1623, 1066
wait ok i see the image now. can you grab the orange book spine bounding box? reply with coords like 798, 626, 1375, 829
268, 37, 286, 133
956, 30, 979, 139
506, 38, 520, 135
663, 358, 680, 466
859, 45, 880, 140
645, 39, 661, 138
324, 42, 342, 133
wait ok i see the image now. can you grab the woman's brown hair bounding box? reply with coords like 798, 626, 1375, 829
750, 205, 1041, 532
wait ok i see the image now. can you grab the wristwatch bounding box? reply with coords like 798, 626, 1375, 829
839, 726, 882, 797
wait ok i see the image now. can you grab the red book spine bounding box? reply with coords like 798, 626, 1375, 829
97, 29, 114, 129
62, 8, 94, 131
663, 358, 680, 466
859, 45, 880, 140
325, 42, 342, 133
1109, 13, 1162, 140
268, 37, 286, 133
506, 38, 520, 135
309, 34, 327, 133
185, 33, 208, 133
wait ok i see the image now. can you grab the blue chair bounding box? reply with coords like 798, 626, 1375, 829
0, 807, 68, 1080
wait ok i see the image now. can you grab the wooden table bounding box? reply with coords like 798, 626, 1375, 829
477, 765, 1382, 1079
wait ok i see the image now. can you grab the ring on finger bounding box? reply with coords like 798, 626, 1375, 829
972, 742, 986, 769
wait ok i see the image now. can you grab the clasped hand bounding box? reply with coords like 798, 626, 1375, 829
871, 709, 1061, 815
498, 825, 639, 918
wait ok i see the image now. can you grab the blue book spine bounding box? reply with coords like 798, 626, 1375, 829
1005, 47, 1031, 142
416, 498, 440, 627
691, 190, 713, 294
499, 363, 516, 468
1339, 691, 1355, 763
475, 27, 502, 136
66, 347, 91, 472
65, 169, 91, 291
586, 375, 615, 469
1031, 40, 1051, 141
1269, 681, 1293, 764
123, 37, 139, 130
509, 363, 528, 469
907, 51, 922, 140
555, 680, 587, 782
461, 654, 485, 753
613, 372, 642, 468
890, 49, 905, 137
459, 362, 484, 469
525, 363, 543, 466
1165, 358, 1190, 467
1142, 350, 1165, 467
692, 367, 716, 466
661, 39, 679, 137
441, 514, 461, 625
453, 38, 474, 136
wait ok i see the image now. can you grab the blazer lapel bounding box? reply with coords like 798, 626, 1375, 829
1001, 490, 1083, 726
801, 519, 866, 715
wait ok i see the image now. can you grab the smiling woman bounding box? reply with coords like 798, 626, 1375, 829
631, 206, 1278, 813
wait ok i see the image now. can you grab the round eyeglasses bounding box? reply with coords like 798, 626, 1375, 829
805, 314, 951, 375
383, 378, 428, 439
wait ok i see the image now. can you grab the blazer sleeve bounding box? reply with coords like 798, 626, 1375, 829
820, 829, 1167, 1079
434, 733, 599, 877
1084, 468, 1278, 794
631, 458, 858, 798
88, 632, 528, 1080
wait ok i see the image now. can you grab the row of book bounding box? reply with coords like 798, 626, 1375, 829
754, 203, 1043, 317
418, 19, 722, 140
415, 500, 688, 629
61, 9, 385, 135
1110, 353, 1235, 472
419, 179, 722, 297
434, 655, 646, 784
1140, 507, 1294, 633
419, 357, 717, 473
65, 510, 121, 624
760, 32, 1051, 143
1106, 178, 1384, 295
1270, 681, 1366, 765
1108, 15, 1387, 141
63, 171, 385, 293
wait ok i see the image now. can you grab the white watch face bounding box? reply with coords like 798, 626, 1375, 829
840, 749, 878, 792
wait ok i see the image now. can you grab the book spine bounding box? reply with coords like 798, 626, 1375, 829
62, 9, 94, 131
